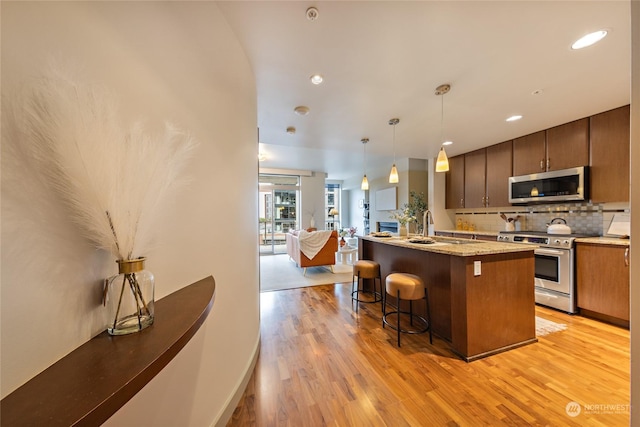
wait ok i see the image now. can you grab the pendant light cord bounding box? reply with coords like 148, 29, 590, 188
440, 93, 444, 144
362, 139, 367, 174
393, 124, 396, 163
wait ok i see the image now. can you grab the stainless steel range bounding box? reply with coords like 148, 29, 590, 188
497, 231, 581, 313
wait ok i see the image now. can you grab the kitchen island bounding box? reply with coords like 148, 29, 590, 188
359, 235, 536, 361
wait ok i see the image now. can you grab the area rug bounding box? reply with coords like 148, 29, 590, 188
535, 316, 567, 336
260, 254, 353, 292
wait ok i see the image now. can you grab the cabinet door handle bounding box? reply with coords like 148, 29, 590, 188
486, 196, 489, 206
547, 158, 550, 170
482, 196, 485, 206
460, 198, 464, 208
540, 159, 544, 170
625, 247, 629, 267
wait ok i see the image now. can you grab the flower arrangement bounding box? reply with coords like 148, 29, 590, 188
339, 228, 348, 238
348, 226, 357, 237
390, 207, 416, 227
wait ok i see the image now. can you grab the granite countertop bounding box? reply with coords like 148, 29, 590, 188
436, 229, 499, 237
361, 234, 535, 257
575, 236, 630, 246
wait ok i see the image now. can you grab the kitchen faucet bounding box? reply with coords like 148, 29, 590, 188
423, 210, 434, 237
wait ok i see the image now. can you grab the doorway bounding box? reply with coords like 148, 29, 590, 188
259, 174, 300, 255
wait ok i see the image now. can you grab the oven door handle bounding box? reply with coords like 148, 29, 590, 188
535, 248, 566, 256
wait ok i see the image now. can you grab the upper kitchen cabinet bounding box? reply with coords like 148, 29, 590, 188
445, 155, 465, 209
464, 149, 486, 209
512, 119, 589, 175
545, 118, 589, 171
512, 131, 546, 176
485, 141, 513, 207
589, 105, 630, 203
463, 141, 513, 209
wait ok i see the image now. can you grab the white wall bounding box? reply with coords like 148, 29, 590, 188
1, 2, 259, 426
630, 1, 639, 424
300, 172, 326, 229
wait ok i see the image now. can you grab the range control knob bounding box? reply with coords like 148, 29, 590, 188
563, 240, 570, 246
554, 239, 561, 244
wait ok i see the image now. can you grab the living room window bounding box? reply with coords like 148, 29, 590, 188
259, 174, 300, 255
325, 183, 341, 230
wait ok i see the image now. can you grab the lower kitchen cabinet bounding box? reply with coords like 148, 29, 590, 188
576, 242, 630, 327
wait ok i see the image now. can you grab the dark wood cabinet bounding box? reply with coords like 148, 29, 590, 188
464, 149, 486, 209
447, 106, 628, 208
512, 119, 588, 175
546, 118, 589, 171
577, 243, 630, 327
445, 155, 465, 209
462, 142, 512, 209
513, 131, 546, 175
589, 105, 630, 203
485, 141, 513, 207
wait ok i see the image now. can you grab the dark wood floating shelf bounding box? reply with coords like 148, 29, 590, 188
1, 275, 216, 427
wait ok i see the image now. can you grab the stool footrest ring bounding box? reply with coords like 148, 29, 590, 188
351, 290, 382, 305
383, 311, 430, 335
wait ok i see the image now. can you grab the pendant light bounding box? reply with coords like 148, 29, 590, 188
435, 83, 451, 173
361, 138, 369, 190
388, 118, 400, 183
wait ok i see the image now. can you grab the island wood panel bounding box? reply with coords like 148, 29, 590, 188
450, 252, 536, 360
360, 239, 536, 361
360, 240, 452, 340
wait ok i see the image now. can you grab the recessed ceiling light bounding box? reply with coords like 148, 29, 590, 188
286, 126, 296, 134
294, 106, 310, 116
306, 7, 319, 21
442, 141, 453, 146
506, 115, 523, 122
532, 89, 543, 96
571, 30, 608, 50
310, 74, 323, 85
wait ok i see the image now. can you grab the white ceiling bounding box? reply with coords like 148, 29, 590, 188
218, 1, 631, 183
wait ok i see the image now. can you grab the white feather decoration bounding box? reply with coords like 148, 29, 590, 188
16, 63, 196, 260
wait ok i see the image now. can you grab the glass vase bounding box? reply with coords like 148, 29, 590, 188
399, 225, 408, 237
105, 258, 155, 335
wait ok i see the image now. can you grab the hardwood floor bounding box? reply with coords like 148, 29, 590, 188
228, 283, 630, 426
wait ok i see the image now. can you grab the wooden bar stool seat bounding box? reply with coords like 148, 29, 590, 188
383, 273, 432, 347
351, 260, 382, 312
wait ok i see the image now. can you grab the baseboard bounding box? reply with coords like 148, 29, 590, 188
212, 332, 261, 427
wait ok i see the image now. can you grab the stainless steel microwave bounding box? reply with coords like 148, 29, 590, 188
509, 166, 589, 204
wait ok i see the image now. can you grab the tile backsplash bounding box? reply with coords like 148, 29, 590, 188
454, 202, 630, 236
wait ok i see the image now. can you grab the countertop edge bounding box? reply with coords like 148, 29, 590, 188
361, 235, 535, 257
575, 237, 630, 246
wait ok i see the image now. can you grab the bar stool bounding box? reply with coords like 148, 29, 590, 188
351, 260, 382, 312
383, 273, 432, 347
